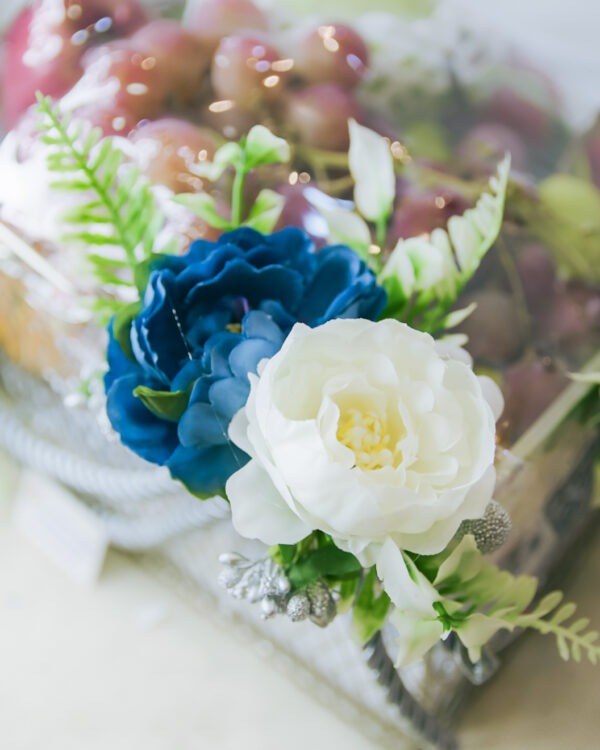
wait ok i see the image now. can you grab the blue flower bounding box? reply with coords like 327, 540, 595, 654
105, 226, 386, 497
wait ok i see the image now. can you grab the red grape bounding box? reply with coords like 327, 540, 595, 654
584, 115, 600, 189
515, 243, 556, 314
71, 104, 140, 137
388, 189, 468, 243
274, 184, 329, 245
184, 0, 268, 51
292, 23, 369, 89
458, 123, 527, 175
284, 84, 362, 151
481, 87, 552, 143
130, 117, 217, 193
2, 5, 83, 128
536, 280, 600, 361
71, 41, 171, 121
210, 33, 288, 108
128, 20, 211, 106
500, 357, 569, 441
458, 289, 525, 366
61, 0, 147, 36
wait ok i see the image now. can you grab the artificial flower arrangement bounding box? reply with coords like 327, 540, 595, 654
31, 90, 600, 672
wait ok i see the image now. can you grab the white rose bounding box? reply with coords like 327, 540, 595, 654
226, 318, 502, 562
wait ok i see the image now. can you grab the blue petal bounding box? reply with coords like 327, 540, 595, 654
208, 377, 250, 421
296, 246, 361, 321
105, 326, 137, 391
167, 443, 249, 497
183, 259, 305, 312
201, 331, 242, 377
317, 282, 387, 324
132, 271, 190, 381
106, 373, 178, 464
178, 402, 230, 447
171, 359, 206, 392
229, 337, 279, 380
241, 310, 285, 347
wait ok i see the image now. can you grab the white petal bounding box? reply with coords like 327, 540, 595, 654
228, 407, 253, 456
478, 375, 505, 422
348, 119, 395, 221
226, 460, 311, 545
379, 239, 416, 297
389, 609, 444, 666
376, 538, 438, 612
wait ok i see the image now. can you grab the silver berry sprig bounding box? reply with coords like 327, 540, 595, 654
218, 552, 337, 626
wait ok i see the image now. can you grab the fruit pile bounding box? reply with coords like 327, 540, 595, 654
1, 0, 600, 445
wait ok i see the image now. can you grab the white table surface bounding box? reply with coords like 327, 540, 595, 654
2, 452, 600, 750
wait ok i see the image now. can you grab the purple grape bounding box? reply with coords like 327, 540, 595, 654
130, 118, 217, 193
292, 23, 369, 89
515, 243, 557, 314
500, 356, 570, 441
458, 123, 527, 174
284, 83, 362, 151
210, 33, 288, 108
458, 289, 525, 366
184, 0, 268, 51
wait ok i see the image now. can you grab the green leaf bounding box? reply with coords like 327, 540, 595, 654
378, 155, 510, 330
244, 125, 290, 170
244, 189, 285, 233
308, 546, 362, 577
275, 544, 297, 566
192, 141, 242, 181
404, 121, 451, 162
539, 174, 600, 232
172, 192, 232, 229
35, 94, 173, 313
352, 567, 391, 644
133, 385, 190, 422
287, 546, 361, 589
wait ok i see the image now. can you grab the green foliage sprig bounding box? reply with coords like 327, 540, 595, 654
424, 535, 600, 664
174, 124, 290, 233
36, 94, 175, 317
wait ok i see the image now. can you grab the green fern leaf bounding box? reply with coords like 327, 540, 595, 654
36, 93, 174, 311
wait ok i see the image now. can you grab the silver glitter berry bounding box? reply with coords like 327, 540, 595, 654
286, 593, 311, 622
306, 580, 337, 628
457, 500, 512, 554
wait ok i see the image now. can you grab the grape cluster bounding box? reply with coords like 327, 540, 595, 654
2, 0, 600, 445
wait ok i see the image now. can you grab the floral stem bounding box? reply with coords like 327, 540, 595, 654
231, 166, 247, 228
375, 214, 388, 250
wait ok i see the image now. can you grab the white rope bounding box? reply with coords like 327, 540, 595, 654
0, 390, 230, 548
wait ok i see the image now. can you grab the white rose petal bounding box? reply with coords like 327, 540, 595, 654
226, 318, 501, 557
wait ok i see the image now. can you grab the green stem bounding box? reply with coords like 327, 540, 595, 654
231, 166, 247, 228
375, 214, 388, 250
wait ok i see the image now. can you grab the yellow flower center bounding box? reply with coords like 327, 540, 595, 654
337, 408, 398, 470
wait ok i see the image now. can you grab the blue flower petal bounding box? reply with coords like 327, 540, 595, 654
241, 310, 285, 347
229, 337, 279, 380
106, 373, 178, 464
201, 331, 241, 377
167, 443, 249, 497
208, 377, 250, 421
178, 402, 230, 447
